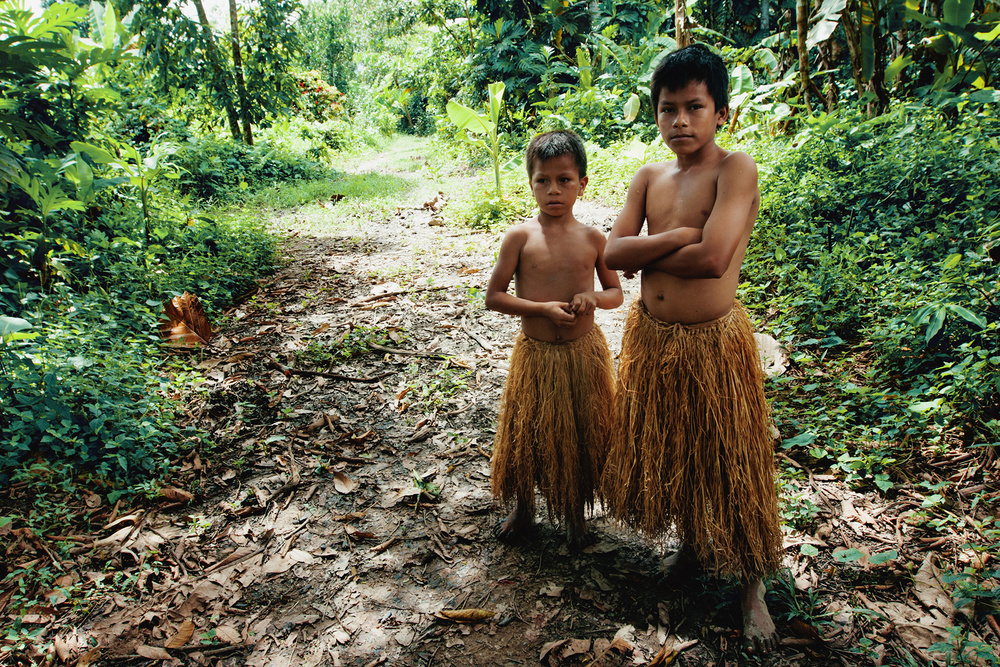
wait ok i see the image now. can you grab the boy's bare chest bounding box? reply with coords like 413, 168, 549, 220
519, 233, 596, 278
646, 170, 718, 233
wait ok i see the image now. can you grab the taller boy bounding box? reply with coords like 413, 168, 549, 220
601, 45, 783, 653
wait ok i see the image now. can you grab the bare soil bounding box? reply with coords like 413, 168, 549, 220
8, 138, 997, 667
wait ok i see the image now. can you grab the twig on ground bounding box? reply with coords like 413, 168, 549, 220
370, 343, 450, 360
352, 285, 449, 305
270, 360, 394, 383
461, 324, 493, 351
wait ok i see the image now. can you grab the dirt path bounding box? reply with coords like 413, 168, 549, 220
52, 138, 982, 667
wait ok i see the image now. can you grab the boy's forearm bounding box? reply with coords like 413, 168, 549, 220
485, 291, 549, 318
595, 287, 623, 310
606, 227, 701, 272
643, 242, 726, 279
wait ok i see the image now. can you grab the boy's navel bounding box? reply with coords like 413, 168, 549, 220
656, 294, 665, 301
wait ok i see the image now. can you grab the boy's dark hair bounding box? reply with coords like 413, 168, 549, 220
525, 130, 587, 179
650, 43, 729, 113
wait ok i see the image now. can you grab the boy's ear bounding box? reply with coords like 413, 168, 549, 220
716, 105, 729, 127
579, 175, 589, 193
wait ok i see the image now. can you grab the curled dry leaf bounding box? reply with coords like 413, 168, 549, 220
333, 471, 358, 494
165, 619, 195, 648
434, 608, 495, 624
159, 291, 213, 347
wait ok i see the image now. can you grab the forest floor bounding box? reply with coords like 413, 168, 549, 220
4, 136, 998, 667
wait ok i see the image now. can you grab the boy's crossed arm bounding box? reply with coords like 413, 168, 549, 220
605, 165, 702, 274
605, 155, 758, 279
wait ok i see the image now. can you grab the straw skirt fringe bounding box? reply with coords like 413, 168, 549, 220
602, 301, 782, 579
491, 326, 615, 535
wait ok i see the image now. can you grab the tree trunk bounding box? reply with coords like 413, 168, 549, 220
761, 0, 770, 34
840, 2, 866, 101
675, 0, 691, 47
228, 0, 253, 145
192, 0, 243, 142
796, 0, 812, 113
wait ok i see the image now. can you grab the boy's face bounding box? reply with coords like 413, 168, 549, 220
529, 153, 588, 220
655, 80, 728, 157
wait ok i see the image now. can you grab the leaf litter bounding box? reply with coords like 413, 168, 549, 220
2, 153, 1000, 666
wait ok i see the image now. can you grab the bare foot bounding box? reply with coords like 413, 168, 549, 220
495, 500, 532, 543
660, 544, 700, 578
741, 579, 777, 655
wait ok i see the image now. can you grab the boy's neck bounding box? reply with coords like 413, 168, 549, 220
537, 211, 577, 226
672, 140, 722, 170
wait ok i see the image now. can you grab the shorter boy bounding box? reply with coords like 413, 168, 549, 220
485, 130, 623, 544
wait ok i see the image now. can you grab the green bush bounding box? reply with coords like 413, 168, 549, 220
745, 101, 1000, 453
447, 166, 531, 230
0, 207, 275, 485
173, 137, 329, 202
0, 295, 188, 485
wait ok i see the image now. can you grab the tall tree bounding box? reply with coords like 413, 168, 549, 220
189, 0, 243, 140
228, 0, 253, 144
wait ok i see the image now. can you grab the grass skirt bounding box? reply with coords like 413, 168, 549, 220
491, 326, 615, 536
602, 300, 782, 579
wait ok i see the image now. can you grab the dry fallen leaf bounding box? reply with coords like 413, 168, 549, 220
914, 555, 955, 619
137, 645, 173, 660
214, 625, 242, 644
434, 608, 495, 624
561, 638, 592, 658
76, 647, 102, 667
540, 639, 569, 661
159, 486, 194, 503
165, 619, 195, 648
333, 471, 358, 494
159, 292, 213, 347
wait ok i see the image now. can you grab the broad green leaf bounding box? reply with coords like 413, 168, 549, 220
869, 550, 897, 565
445, 100, 493, 137
942, 253, 962, 270
806, 0, 848, 47
622, 93, 640, 122
925, 307, 946, 342
782, 432, 817, 449
487, 81, 505, 127
942, 0, 974, 27
800, 544, 820, 557
874, 474, 893, 492
974, 23, 1000, 41
754, 48, 779, 72
834, 548, 864, 563
908, 399, 942, 413
71, 141, 117, 165
885, 55, 913, 82
946, 305, 986, 328
730, 64, 754, 95
0, 316, 32, 337
624, 136, 646, 161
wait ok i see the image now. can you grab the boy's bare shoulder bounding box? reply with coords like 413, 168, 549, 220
578, 221, 608, 244
635, 160, 674, 179
719, 149, 758, 172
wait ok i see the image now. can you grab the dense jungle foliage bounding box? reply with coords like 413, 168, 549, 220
1, 0, 998, 660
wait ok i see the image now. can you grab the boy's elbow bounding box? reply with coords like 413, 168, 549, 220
603, 245, 627, 271
484, 292, 501, 312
